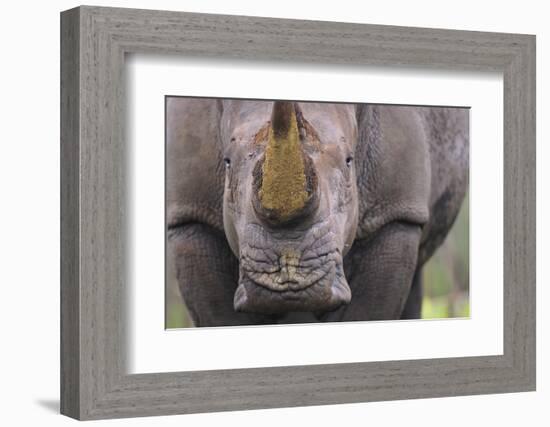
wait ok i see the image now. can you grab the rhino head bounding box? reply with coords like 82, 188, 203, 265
220, 100, 359, 314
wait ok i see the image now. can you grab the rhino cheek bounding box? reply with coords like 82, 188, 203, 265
222, 195, 241, 257
223, 164, 257, 257
315, 170, 359, 257
233, 282, 249, 312
342, 197, 359, 256
328, 264, 352, 307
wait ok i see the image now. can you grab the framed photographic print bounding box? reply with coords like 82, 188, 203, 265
60, 5, 535, 420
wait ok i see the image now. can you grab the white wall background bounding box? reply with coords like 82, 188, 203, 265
0, 0, 546, 425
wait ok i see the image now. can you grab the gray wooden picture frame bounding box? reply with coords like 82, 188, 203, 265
60, 5, 536, 420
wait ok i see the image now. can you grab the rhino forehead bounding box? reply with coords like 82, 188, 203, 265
298, 103, 358, 146
220, 100, 272, 143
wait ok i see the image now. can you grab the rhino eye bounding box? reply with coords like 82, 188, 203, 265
345, 156, 353, 167
224, 157, 231, 168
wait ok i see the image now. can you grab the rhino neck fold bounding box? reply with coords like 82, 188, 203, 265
259, 105, 309, 222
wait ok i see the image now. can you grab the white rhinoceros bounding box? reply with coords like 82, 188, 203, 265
167, 99, 468, 326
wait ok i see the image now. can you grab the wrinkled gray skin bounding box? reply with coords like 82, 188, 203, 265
167, 98, 468, 326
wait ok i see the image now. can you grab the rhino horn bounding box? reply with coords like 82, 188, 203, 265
256, 101, 318, 224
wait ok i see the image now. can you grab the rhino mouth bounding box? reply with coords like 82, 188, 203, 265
234, 264, 351, 314
233, 221, 352, 314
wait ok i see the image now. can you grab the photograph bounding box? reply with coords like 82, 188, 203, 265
54, 3, 537, 421
166, 97, 469, 328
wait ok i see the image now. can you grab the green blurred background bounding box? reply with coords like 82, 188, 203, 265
166, 196, 469, 328
421, 194, 470, 319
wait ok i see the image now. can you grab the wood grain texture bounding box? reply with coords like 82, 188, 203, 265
60, 7, 80, 419
60, 5, 536, 420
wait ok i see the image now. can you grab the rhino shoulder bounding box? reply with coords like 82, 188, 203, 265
355, 105, 431, 240
166, 98, 225, 233
355, 104, 469, 265
417, 107, 469, 263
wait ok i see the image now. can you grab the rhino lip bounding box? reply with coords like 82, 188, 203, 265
239, 246, 341, 291
240, 268, 327, 293
233, 261, 352, 314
